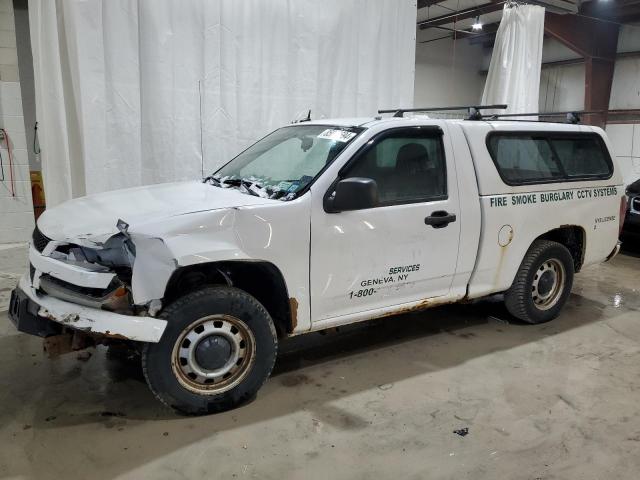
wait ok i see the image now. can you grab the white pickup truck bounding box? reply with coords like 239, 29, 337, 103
9, 113, 625, 414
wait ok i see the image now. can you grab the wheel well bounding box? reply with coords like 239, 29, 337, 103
537, 226, 585, 272
163, 261, 293, 337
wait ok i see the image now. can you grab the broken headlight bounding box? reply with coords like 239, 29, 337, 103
49, 233, 136, 273
75, 233, 136, 269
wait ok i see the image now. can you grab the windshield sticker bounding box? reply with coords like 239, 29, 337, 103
276, 181, 293, 191
318, 129, 357, 143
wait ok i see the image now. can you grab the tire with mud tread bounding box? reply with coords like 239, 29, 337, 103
504, 240, 574, 324
142, 286, 278, 415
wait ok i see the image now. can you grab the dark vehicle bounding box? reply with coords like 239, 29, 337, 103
622, 179, 640, 242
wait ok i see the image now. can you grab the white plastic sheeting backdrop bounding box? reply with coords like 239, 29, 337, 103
481, 4, 545, 115
28, 0, 417, 207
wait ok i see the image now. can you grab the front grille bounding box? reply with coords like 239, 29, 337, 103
40, 274, 112, 299
38, 274, 129, 311
32, 226, 51, 252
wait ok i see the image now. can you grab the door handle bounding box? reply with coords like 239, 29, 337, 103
425, 210, 457, 228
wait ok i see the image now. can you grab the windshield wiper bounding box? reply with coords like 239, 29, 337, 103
203, 175, 221, 186
241, 183, 261, 196
221, 178, 261, 196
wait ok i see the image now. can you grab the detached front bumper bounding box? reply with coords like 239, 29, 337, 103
9, 275, 167, 342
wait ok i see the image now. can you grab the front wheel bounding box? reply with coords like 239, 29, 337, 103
504, 240, 575, 324
142, 286, 278, 415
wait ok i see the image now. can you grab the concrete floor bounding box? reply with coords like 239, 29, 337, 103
1, 244, 639, 480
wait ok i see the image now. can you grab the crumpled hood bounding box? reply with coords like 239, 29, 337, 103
37, 181, 273, 243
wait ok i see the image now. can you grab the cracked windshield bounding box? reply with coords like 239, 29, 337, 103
207, 125, 362, 200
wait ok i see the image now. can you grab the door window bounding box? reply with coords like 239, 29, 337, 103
344, 130, 447, 205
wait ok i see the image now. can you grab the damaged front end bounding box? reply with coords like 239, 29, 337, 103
32, 224, 139, 315
11, 221, 171, 355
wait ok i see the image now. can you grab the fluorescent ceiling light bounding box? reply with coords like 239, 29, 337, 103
471, 16, 483, 31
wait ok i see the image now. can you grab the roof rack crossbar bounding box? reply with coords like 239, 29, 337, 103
378, 104, 508, 119
486, 110, 605, 124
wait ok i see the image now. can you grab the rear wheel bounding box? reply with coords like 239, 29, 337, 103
504, 240, 574, 324
142, 286, 277, 415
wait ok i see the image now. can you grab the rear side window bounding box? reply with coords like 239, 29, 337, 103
487, 136, 560, 182
487, 133, 613, 185
550, 137, 612, 177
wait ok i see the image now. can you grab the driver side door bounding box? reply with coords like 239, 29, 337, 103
309, 124, 461, 323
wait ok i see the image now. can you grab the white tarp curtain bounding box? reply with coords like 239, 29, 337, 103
28, 0, 417, 207
481, 4, 545, 115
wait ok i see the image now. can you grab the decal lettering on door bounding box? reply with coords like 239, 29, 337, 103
488, 186, 618, 208
349, 264, 421, 299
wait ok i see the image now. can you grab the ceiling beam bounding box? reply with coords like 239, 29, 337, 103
417, 0, 445, 9
464, 22, 500, 43
419, 21, 500, 47
418, 1, 504, 29
431, 25, 486, 36
545, 11, 619, 59
617, 12, 640, 22
580, 0, 640, 22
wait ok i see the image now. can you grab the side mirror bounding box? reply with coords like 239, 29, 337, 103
325, 177, 378, 213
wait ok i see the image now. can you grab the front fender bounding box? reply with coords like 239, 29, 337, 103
129, 208, 250, 305
128, 198, 311, 333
